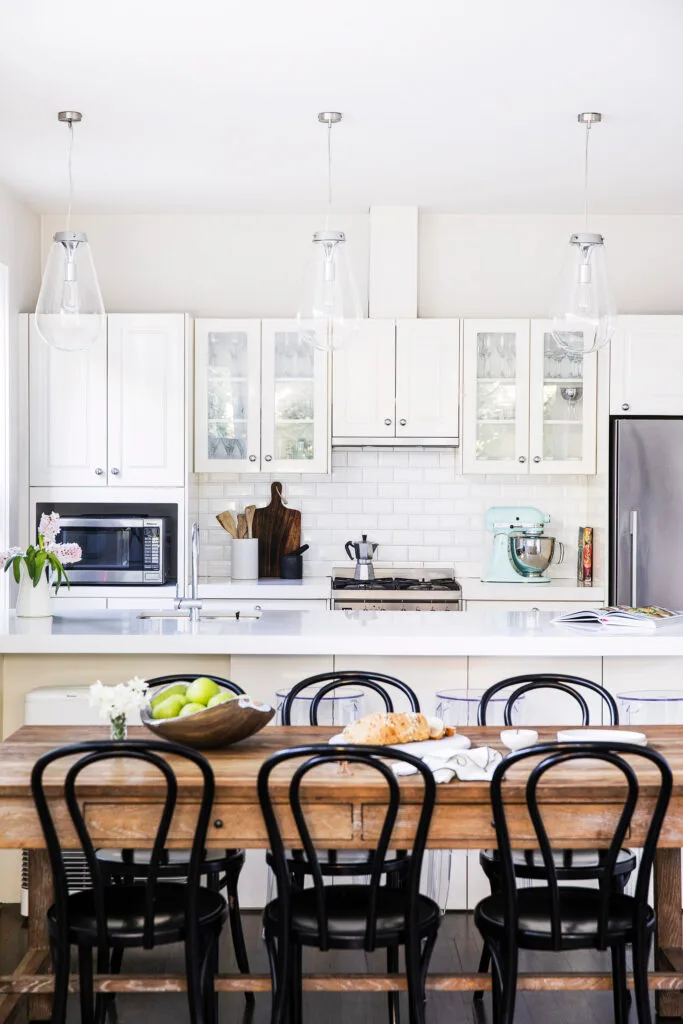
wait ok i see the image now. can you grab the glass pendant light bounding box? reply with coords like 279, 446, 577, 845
35, 111, 105, 351
297, 112, 362, 352
550, 112, 617, 355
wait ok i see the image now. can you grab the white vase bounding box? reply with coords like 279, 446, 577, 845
15, 563, 52, 618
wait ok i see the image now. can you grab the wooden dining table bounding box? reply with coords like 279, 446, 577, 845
2, 723, 683, 1022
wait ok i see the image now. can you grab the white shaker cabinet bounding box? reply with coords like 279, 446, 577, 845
332, 320, 396, 438
462, 319, 530, 473
29, 313, 186, 488
332, 319, 459, 444
610, 315, 683, 415
194, 319, 262, 473
462, 318, 597, 474
107, 314, 185, 487
29, 315, 108, 486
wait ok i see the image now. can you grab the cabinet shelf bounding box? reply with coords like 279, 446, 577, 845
543, 419, 583, 426
274, 377, 315, 383
476, 376, 517, 383
275, 418, 315, 424
208, 373, 248, 381
544, 378, 584, 385
476, 418, 516, 424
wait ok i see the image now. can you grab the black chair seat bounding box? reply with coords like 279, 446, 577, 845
264, 884, 439, 947
97, 847, 243, 875
480, 846, 636, 880
475, 885, 655, 950
47, 882, 227, 947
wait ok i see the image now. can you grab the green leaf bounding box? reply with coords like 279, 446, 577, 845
32, 552, 47, 587
12, 557, 21, 584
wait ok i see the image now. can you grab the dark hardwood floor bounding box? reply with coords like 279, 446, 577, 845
0, 904, 655, 1023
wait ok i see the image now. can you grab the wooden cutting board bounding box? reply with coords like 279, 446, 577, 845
251, 482, 302, 578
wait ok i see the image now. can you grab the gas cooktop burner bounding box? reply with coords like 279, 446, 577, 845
332, 576, 461, 593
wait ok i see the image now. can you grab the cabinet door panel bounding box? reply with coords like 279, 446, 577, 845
29, 315, 107, 486
395, 320, 459, 438
610, 315, 683, 415
261, 320, 329, 474
529, 319, 597, 474
462, 319, 530, 474
107, 314, 185, 486
194, 319, 261, 472
332, 320, 396, 438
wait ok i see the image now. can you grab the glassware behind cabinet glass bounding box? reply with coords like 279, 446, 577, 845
206, 331, 249, 461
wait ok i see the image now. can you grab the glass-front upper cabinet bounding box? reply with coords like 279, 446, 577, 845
261, 319, 330, 474
462, 319, 530, 473
529, 320, 597, 474
194, 319, 261, 472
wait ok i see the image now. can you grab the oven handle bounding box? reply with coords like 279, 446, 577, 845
58, 518, 155, 530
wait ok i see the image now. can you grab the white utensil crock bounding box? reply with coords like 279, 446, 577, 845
231, 539, 259, 580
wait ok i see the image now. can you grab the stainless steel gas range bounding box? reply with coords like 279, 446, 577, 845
331, 569, 462, 611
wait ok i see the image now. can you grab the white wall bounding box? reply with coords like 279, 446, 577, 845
419, 214, 683, 317
40, 214, 369, 317
0, 183, 40, 561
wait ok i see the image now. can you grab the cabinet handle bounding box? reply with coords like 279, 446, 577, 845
533, 456, 541, 464
110, 467, 120, 476
399, 418, 407, 426
622, 403, 630, 411
249, 455, 257, 463
518, 456, 526, 464
264, 455, 272, 462
95, 467, 104, 476
254, 605, 262, 612
384, 418, 392, 426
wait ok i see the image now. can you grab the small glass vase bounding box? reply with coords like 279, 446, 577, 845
109, 714, 127, 741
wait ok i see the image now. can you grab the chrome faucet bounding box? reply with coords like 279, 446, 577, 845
176, 522, 203, 622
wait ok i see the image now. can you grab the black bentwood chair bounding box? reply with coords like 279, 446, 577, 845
31, 740, 228, 1024
279, 672, 421, 1024
474, 742, 672, 1024
259, 744, 441, 1024
95, 673, 252, 1002
474, 674, 637, 999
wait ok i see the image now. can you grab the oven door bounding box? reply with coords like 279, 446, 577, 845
58, 518, 164, 584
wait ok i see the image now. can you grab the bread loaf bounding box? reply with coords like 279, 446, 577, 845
342, 711, 432, 745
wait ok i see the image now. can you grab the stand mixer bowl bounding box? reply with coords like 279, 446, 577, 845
509, 536, 562, 577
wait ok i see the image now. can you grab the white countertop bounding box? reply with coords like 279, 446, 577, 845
0, 608, 681, 657
198, 578, 331, 601
460, 578, 605, 602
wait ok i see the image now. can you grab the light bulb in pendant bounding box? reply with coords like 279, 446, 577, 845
550, 232, 616, 354
297, 230, 362, 352
35, 232, 105, 351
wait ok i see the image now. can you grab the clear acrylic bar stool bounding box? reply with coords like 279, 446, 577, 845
275, 685, 365, 727
617, 689, 683, 726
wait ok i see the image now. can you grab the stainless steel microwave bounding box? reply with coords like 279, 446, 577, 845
57, 516, 169, 585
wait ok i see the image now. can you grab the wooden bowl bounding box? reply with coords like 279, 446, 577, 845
140, 682, 275, 749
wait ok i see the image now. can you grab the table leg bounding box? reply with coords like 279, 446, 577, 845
27, 850, 52, 1022
655, 848, 683, 1018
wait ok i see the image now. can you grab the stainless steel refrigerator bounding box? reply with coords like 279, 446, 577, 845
611, 418, 683, 608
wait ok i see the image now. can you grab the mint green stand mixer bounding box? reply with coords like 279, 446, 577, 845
482, 506, 564, 583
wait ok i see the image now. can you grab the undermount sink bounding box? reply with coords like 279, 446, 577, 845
137, 609, 262, 621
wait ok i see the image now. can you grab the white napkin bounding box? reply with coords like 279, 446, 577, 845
392, 745, 502, 784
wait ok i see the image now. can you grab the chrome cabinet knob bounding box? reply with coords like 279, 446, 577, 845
384, 418, 392, 426
622, 403, 630, 411
95, 467, 104, 476
110, 467, 120, 475
399, 418, 407, 426
249, 455, 257, 462
264, 455, 272, 462
518, 456, 526, 463
533, 456, 541, 463
254, 605, 262, 612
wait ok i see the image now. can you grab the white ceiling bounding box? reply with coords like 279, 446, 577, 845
0, 0, 681, 214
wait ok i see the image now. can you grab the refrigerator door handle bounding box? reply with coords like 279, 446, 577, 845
630, 510, 639, 607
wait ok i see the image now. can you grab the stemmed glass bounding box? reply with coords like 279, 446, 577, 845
477, 336, 492, 378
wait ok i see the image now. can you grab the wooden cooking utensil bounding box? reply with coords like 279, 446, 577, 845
216, 510, 237, 538
251, 481, 302, 578
237, 513, 248, 539
245, 505, 256, 539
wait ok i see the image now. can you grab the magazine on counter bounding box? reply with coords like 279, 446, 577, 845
552, 606, 683, 630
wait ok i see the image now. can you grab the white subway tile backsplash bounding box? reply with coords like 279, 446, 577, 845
194, 448, 589, 580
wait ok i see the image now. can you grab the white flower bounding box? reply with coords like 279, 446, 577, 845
46, 542, 82, 565
0, 546, 23, 570
38, 512, 60, 545
89, 677, 149, 721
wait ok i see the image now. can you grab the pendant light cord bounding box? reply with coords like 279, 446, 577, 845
583, 121, 591, 233
66, 120, 75, 233
325, 120, 333, 230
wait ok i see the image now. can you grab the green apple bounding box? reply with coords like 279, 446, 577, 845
179, 701, 206, 717
150, 683, 188, 709
151, 694, 187, 720
207, 691, 236, 709
185, 677, 221, 705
